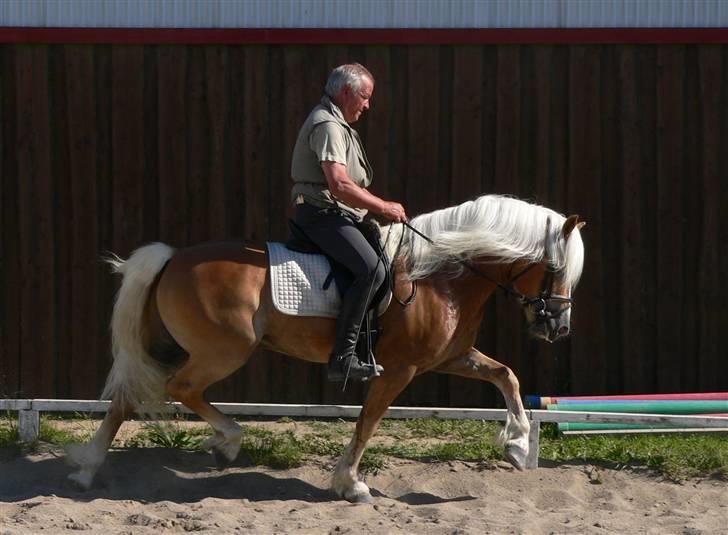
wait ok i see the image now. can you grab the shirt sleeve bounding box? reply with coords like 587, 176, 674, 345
309, 122, 348, 165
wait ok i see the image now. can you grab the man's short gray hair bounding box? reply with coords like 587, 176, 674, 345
324, 63, 374, 97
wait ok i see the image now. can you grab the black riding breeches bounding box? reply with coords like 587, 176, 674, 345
294, 202, 386, 357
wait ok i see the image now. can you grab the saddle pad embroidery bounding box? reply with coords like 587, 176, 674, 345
267, 242, 341, 318
266, 242, 391, 318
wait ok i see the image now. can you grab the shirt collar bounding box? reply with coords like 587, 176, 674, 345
321, 95, 347, 124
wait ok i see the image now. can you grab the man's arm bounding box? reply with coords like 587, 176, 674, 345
321, 161, 407, 223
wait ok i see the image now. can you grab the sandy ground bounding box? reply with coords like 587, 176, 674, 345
0, 437, 725, 535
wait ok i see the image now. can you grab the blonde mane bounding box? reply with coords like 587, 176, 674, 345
388, 195, 584, 287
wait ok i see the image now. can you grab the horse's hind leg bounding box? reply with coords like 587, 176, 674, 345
332, 365, 417, 502
435, 348, 530, 470
165, 354, 250, 467
66, 395, 132, 489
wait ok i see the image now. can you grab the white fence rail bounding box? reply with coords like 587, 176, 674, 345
2, 399, 727, 470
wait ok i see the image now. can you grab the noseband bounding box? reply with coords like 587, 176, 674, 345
402, 219, 573, 320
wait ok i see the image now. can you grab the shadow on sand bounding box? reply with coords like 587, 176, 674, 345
1, 448, 476, 505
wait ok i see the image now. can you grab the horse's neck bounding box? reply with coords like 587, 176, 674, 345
406, 265, 504, 318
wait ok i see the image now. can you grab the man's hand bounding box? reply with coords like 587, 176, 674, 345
380, 201, 408, 223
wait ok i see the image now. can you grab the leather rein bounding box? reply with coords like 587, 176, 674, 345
393, 220, 573, 321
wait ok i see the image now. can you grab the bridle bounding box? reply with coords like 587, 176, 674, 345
399, 219, 573, 321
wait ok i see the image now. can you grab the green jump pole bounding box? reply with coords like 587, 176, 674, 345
547, 400, 728, 414
558, 422, 728, 432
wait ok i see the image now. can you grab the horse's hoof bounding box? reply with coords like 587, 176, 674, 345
211, 447, 234, 469
343, 481, 372, 503
504, 444, 527, 471
67, 471, 94, 491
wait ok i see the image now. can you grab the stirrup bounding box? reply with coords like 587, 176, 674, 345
327, 354, 383, 383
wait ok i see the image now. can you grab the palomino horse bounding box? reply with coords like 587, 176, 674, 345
67, 194, 585, 502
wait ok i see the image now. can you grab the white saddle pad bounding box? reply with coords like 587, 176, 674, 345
266, 242, 391, 318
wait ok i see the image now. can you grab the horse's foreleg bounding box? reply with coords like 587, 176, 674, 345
332, 365, 417, 503
435, 348, 530, 470
66, 395, 132, 489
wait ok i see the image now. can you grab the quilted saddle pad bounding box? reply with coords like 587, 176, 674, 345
266, 242, 391, 318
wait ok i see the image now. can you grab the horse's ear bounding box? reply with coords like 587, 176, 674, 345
562, 215, 584, 239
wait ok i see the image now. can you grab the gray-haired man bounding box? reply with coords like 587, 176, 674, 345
290, 63, 407, 382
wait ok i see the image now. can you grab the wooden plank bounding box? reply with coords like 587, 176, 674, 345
720, 48, 728, 399
65, 45, 101, 399
494, 45, 521, 195
696, 45, 722, 390
141, 45, 160, 243
522, 46, 556, 394
15, 45, 56, 398
681, 47, 701, 391
111, 46, 145, 256
45, 46, 72, 399
384, 45, 408, 206
0, 46, 22, 398
655, 46, 685, 392
450, 45, 483, 204
5, 399, 727, 429
407, 46, 441, 215
363, 45, 393, 200
406, 45, 443, 406
566, 45, 606, 394
493, 45, 526, 393
0, 399, 31, 410
635, 46, 659, 394
476, 46, 500, 408
448, 45, 486, 407
18, 410, 39, 442
545, 45, 572, 397
269, 46, 322, 404
234, 46, 270, 403
204, 46, 228, 241
186, 46, 210, 246
618, 46, 649, 394
157, 45, 188, 247
94, 44, 115, 396
597, 46, 622, 393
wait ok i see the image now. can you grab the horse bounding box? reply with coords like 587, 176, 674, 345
66, 194, 585, 502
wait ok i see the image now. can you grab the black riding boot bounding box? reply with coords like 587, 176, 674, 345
327, 276, 384, 382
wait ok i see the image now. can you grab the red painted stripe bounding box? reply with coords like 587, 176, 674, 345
1, 27, 727, 45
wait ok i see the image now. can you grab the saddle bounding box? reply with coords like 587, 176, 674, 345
266, 218, 393, 364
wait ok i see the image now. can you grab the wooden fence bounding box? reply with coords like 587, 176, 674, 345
1, 43, 727, 406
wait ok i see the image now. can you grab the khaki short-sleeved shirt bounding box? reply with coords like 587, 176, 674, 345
291, 96, 373, 221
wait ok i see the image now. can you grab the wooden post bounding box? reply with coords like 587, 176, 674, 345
527, 420, 540, 469
18, 409, 40, 442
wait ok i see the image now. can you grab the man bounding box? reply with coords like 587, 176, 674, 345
290, 63, 407, 382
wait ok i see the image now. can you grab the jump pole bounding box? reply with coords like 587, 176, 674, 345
526, 392, 728, 409
546, 400, 728, 415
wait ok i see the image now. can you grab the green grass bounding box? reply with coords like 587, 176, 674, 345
1, 415, 726, 480
538, 423, 728, 481
0, 415, 18, 447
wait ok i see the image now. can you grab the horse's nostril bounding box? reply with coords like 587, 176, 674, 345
558, 325, 569, 337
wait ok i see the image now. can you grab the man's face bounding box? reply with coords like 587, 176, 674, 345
340, 77, 374, 124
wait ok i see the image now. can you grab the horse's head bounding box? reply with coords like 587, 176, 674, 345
509, 214, 585, 343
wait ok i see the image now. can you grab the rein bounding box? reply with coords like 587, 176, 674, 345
400, 221, 573, 320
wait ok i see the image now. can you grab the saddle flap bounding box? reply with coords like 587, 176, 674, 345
266, 242, 391, 318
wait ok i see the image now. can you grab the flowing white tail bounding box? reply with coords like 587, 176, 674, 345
102, 242, 175, 412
